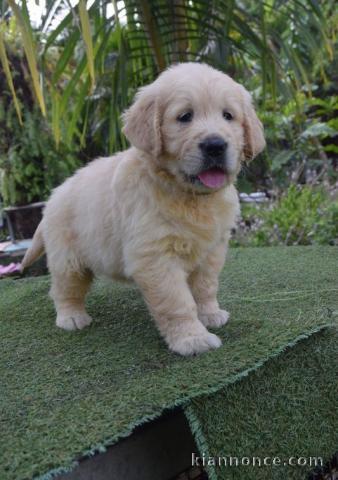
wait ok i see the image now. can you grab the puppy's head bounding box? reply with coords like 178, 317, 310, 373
122, 63, 265, 193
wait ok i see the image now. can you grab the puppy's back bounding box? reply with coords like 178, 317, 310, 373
23, 154, 125, 272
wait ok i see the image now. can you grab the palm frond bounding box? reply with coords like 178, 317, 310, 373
0, 0, 334, 155
7, 0, 46, 116
78, 0, 95, 89
0, 29, 22, 124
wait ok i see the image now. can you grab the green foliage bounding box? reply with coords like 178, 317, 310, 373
254, 93, 338, 190
0, 108, 80, 206
0, 21, 81, 206
232, 185, 338, 247
242, 3, 338, 191
0, 0, 335, 154
0, 0, 337, 216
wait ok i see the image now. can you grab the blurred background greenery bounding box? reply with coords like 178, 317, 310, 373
0, 0, 337, 246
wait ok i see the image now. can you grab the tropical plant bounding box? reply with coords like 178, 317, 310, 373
0, 24, 80, 206
0, 0, 335, 158
0, 107, 81, 206
247, 93, 338, 191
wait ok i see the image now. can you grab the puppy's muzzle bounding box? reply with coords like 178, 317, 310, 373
199, 135, 228, 170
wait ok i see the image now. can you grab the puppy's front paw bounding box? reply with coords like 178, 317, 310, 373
56, 311, 92, 331
199, 309, 230, 328
169, 330, 222, 356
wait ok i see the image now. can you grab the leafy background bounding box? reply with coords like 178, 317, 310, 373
0, 0, 337, 245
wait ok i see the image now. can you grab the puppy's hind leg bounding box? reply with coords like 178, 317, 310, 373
50, 269, 93, 331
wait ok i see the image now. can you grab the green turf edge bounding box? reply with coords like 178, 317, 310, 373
183, 324, 336, 480
184, 404, 218, 480
35, 322, 333, 480
184, 326, 338, 480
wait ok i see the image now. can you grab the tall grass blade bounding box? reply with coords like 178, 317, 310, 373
78, 0, 95, 90
0, 29, 22, 124
8, 0, 46, 116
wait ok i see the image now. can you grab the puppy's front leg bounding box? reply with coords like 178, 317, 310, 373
133, 260, 222, 355
189, 243, 230, 329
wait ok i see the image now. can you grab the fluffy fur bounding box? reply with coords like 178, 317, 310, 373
22, 63, 265, 355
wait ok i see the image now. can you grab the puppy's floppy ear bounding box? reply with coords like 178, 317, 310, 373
122, 85, 162, 157
240, 86, 266, 162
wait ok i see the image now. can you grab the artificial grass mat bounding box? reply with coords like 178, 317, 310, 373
185, 327, 338, 480
1, 246, 337, 479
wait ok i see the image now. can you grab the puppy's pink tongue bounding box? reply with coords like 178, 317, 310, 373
197, 168, 226, 189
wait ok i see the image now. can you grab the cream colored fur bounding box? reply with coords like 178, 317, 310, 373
22, 63, 265, 355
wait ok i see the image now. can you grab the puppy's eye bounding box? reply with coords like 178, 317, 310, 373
223, 111, 233, 121
177, 111, 193, 123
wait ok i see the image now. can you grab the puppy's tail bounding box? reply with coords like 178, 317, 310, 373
21, 221, 45, 271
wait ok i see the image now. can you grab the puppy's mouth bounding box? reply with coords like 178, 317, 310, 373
185, 167, 227, 190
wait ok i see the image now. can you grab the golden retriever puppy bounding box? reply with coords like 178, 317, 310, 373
21, 62, 265, 355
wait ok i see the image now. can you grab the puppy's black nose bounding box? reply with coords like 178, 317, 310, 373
199, 136, 227, 158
